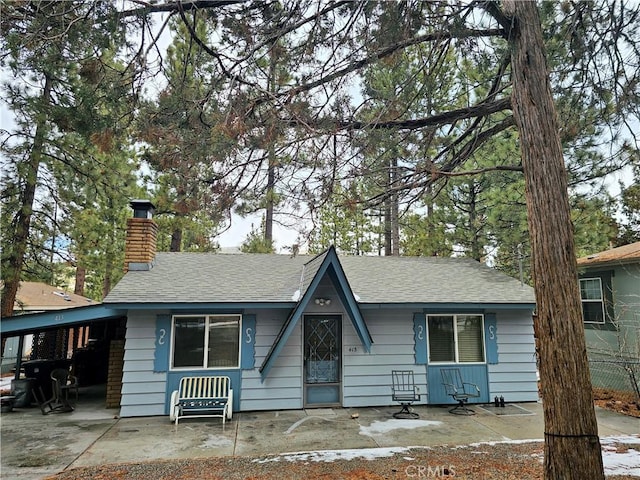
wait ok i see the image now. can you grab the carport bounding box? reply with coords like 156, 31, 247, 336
1, 304, 127, 410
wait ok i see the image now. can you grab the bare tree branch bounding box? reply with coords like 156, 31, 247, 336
305, 97, 512, 131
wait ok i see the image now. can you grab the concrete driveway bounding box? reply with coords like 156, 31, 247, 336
1, 395, 638, 480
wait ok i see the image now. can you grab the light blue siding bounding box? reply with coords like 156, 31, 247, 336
124, 348, 155, 361
121, 381, 166, 394
120, 371, 162, 383
120, 301, 537, 415
124, 338, 154, 350
343, 310, 427, 408
487, 310, 538, 402
240, 309, 304, 411
120, 392, 166, 405
123, 360, 155, 372
121, 312, 167, 417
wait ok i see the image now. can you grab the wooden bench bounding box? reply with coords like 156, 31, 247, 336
169, 376, 233, 425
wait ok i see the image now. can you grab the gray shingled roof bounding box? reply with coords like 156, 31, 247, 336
103, 252, 535, 305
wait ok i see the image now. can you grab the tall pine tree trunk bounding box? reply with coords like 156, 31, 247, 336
264, 42, 278, 245
384, 195, 392, 256
1, 74, 52, 318
384, 155, 400, 256
170, 228, 182, 252
390, 156, 400, 256
505, 1, 604, 478
74, 265, 86, 296
265, 148, 275, 243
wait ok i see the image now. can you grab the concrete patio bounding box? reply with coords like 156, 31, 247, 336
1, 390, 638, 480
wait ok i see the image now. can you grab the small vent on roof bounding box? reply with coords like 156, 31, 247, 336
53, 291, 71, 301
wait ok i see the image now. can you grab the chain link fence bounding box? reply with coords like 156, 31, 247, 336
589, 357, 640, 405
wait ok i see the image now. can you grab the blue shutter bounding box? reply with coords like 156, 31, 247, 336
484, 313, 498, 364
241, 314, 256, 370
413, 313, 427, 364
154, 314, 171, 372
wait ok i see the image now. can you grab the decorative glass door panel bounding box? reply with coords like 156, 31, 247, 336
304, 315, 341, 406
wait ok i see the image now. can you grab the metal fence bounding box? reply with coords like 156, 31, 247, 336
589, 357, 640, 404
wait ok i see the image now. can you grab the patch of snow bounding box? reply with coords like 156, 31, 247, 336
467, 438, 542, 447
254, 447, 412, 464
601, 435, 640, 446
291, 290, 301, 301
252, 434, 640, 476
600, 435, 640, 476
603, 449, 640, 476
359, 419, 442, 437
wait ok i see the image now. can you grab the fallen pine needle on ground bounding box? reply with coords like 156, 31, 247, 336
45, 438, 640, 480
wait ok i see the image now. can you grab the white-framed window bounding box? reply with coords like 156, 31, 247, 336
427, 314, 485, 363
171, 314, 241, 369
580, 278, 606, 324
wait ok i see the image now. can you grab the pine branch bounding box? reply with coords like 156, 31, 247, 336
256, 27, 506, 106
284, 97, 512, 131
119, 0, 249, 17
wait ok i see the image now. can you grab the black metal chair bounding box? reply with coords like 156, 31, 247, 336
441, 368, 480, 415
33, 368, 75, 414
391, 370, 421, 418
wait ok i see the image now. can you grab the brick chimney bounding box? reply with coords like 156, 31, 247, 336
124, 200, 158, 272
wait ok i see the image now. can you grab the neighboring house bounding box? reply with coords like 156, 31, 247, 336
11, 281, 96, 314
577, 242, 640, 361
1, 201, 540, 417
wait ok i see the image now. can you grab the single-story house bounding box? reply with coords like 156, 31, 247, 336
577, 242, 640, 393
1, 201, 540, 417
96, 201, 537, 417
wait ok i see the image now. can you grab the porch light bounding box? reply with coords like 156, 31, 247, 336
314, 298, 331, 306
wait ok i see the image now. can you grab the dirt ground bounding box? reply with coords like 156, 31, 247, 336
594, 388, 640, 418
44, 440, 638, 480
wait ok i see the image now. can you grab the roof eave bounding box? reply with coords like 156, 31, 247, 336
259, 247, 373, 382
103, 301, 297, 310
358, 302, 537, 310
0, 304, 127, 336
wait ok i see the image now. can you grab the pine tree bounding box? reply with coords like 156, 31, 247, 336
1, 1, 131, 314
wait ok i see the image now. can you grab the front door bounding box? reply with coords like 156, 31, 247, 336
304, 315, 341, 406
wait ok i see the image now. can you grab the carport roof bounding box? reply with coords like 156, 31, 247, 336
0, 304, 126, 336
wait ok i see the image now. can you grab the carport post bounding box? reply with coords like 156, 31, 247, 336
13, 335, 24, 381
